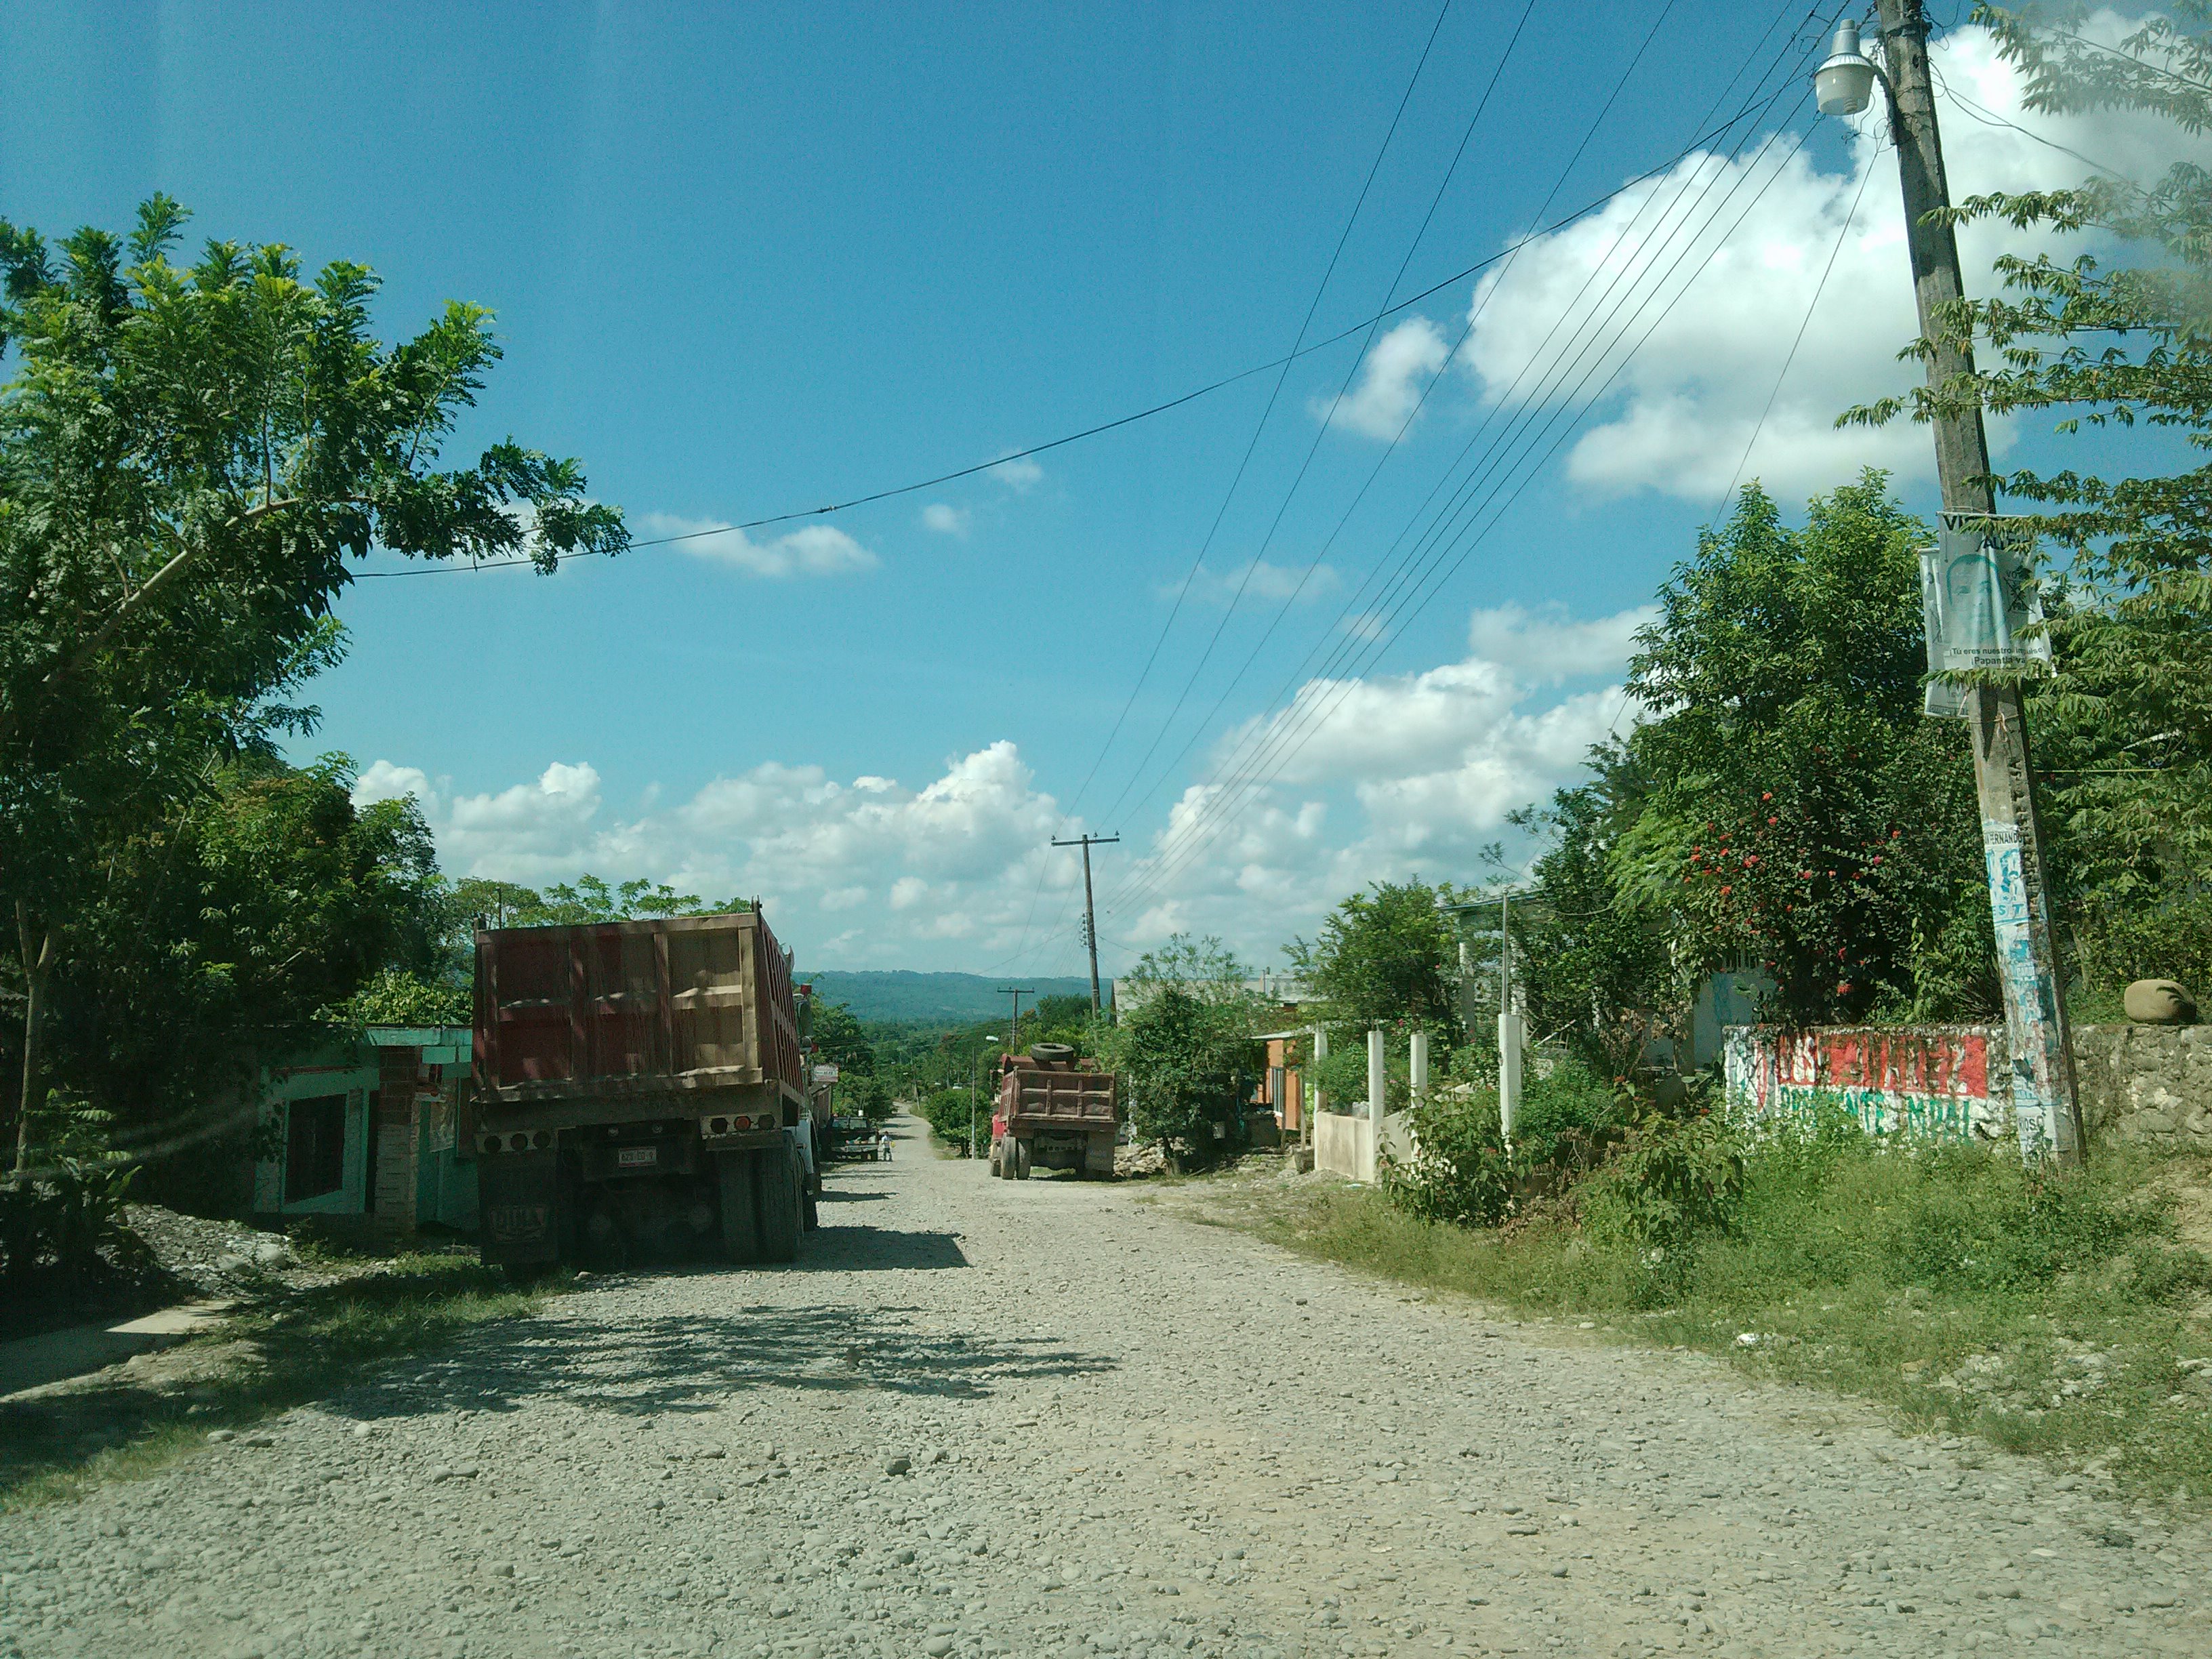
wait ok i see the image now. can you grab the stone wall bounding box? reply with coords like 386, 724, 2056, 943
1724, 1021, 2211, 1154
2072, 1023, 2212, 1153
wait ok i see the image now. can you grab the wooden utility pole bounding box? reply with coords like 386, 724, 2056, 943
1872, 0, 2083, 1163
1051, 834, 1121, 1017
998, 987, 1031, 1057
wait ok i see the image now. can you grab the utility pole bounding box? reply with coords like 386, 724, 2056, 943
1847, 4, 2083, 1163
1498, 890, 1523, 1151
998, 987, 1031, 1057
1051, 834, 1121, 1017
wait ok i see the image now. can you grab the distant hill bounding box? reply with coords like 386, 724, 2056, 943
797, 969, 1097, 1025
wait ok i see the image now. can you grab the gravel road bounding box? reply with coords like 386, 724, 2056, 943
3, 1114, 2207, 1659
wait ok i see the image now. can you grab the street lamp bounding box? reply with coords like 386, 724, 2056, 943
969, 1036, 1000, 1161
1813, 5, 2083, 1164
1814, 18, 1879, 117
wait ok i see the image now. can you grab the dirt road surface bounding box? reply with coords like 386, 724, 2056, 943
3, 1115, 2206, 1659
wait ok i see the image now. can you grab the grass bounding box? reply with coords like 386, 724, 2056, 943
1187, 1139, 2212, 1510
0, 1252, 565, 1511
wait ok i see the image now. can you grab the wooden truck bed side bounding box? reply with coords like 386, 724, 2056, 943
474, 909, 802, 1107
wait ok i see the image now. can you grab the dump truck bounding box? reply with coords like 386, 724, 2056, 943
471, 907, 822, 1272
988, 1043, 1119, 1179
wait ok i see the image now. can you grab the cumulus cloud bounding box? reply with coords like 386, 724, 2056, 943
920, 502, 970, 536
1456, 15, 2194, 503
1163, 560, 1341, 609
366, 605, 1647, 973
640, 513, 878, 577
1319, 316, 1450, 440
987, 453, 1043, 493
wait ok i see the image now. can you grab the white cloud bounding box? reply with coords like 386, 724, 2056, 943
988, 454, 1043, 493
1456, 15, 2195, 503
1464, 600, 1657, 682
367, 606, 1647, 974
1319, 316, 1450, 440
920, 502, 970, 537
1163, 560, 1341, 609
641, 512, 878, 577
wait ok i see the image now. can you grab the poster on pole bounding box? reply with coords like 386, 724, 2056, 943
1918, 513, 2049, 717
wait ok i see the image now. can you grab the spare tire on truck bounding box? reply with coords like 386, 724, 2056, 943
1028, 1042, 1076, 1065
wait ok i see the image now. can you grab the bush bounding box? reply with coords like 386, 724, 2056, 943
0, 1157, 142, 1290
1580, 1111, 1746, 1303
918, 1086, 986, 1154
1388, 1085, 1515, 1228
1512, 1062, 1626, 1173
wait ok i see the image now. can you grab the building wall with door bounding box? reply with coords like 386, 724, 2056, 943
253, 1025, 477, 1234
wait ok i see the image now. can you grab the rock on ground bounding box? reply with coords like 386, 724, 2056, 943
3, 1115, 2207, 1659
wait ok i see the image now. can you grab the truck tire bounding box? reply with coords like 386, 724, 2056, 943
1013, 1137, 1032, 1180
718, 1150, 762, 1265
802, 1178, 820, 1232
757, 1146, 803, 1264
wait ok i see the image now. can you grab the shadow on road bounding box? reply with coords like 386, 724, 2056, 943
792, 1226, 968, 1271
340, 1298, 1115, 1420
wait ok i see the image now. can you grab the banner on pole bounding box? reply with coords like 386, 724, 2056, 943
1918, 513, 2049, 717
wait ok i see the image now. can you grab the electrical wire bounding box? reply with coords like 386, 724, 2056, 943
996, 0, 1462, 975
1102, 76, 1830, 928
1019, 6, 1829, 968
1706, 127, 1879, 523
1097, 60, 1828, 920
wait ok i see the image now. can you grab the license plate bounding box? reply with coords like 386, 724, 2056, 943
616, 1146, 658, 1168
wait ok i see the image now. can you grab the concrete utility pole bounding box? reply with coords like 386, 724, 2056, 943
1498, 891, 1523, 1151
1307, 1025, 1327, 1149
1050, 834, 1121, 1017
1852, 3, 2083, 1163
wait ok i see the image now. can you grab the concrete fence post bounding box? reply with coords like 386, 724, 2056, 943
1366, 1027, 1387, 1183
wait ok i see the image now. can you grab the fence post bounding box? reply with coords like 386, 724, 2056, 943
1366, 1027, 1387, 1183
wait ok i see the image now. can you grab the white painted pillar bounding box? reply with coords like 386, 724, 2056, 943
1410, 1029, 1429, 1108
1309, 1025, 1327, 1147
1366, 1026, 1387, 1183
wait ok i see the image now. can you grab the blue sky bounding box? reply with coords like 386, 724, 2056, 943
2, 3, 2181, 978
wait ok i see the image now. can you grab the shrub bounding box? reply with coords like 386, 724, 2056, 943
1580, 1109, 1746, 1279
1512, 1062, 1626, 1174
918, 1086, 986, 1154
1389, 1085, 1515, 1228
0, 1157, 142, 1289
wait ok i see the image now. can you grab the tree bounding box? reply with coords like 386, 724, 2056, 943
1608, 478, 1994, 1025
1289, 879, 1465, 1044
1119, 985, 1261, 1167
0, 197, 625, 1170
808, 1001, 878, 1080
1845, 3, 2212, 996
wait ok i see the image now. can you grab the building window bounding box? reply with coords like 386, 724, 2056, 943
285, 1094, 348, 1203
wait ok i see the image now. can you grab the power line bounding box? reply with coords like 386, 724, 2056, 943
347, 94, 1838, 586
1084, 0, 1705, 863
1102, 67, 1829, 925
1708, 126, 1880, 521
1086, 0, 1544, 840
1097, 57, 1825, 922
1000, 0, 1461, 976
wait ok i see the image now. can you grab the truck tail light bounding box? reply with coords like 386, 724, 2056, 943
533, 1130, 552, 1149
508, 1133, 530, 1151
710, 1116, 730, 1134
480, 1135, 501, 1155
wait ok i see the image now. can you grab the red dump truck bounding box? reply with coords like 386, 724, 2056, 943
472, 907, 822, 1272
988, 1043, 1119, 1179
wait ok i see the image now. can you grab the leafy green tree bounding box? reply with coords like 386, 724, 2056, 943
0, 197, 624, 1170
1845, 3, 2212, 997
1119, 985, 1261, 1166
1289, 878, 1465, 1044
808, 1000, 878, 1080
1607, 478, 1994, 1026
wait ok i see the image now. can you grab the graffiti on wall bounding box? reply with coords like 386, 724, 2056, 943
1723, 1025, 2011, 1143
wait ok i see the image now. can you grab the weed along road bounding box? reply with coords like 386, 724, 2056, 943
3, 1120, 2207, 1659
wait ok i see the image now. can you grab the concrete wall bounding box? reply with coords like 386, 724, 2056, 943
1724, 1021, 2211, 1153
1314, 1112, 1372, 1181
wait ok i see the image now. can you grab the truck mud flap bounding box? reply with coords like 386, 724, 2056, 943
479, 1152, 562, 1265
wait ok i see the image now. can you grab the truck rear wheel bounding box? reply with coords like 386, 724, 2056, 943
1013, 1138, 1032, 1180
718, 1151, 761, 1265
757, 1147, 802, 1263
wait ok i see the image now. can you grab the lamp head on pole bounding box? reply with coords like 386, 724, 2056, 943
1815, 17, 1879, 117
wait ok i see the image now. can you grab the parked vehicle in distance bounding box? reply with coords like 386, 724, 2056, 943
989, 1044, 1118, 1180
472, 907, 823, 1273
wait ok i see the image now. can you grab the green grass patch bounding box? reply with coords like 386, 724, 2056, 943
1197, 1140, 2212, 1508
0, 1252, 565, 1511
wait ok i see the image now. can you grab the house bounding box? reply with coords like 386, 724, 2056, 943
1252, 1026, 1309, 1135
251, 1025, 478, 1237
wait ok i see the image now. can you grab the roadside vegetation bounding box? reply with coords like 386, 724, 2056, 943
0, 1252, 565, 1512
1193, 1122, 2212, 1507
